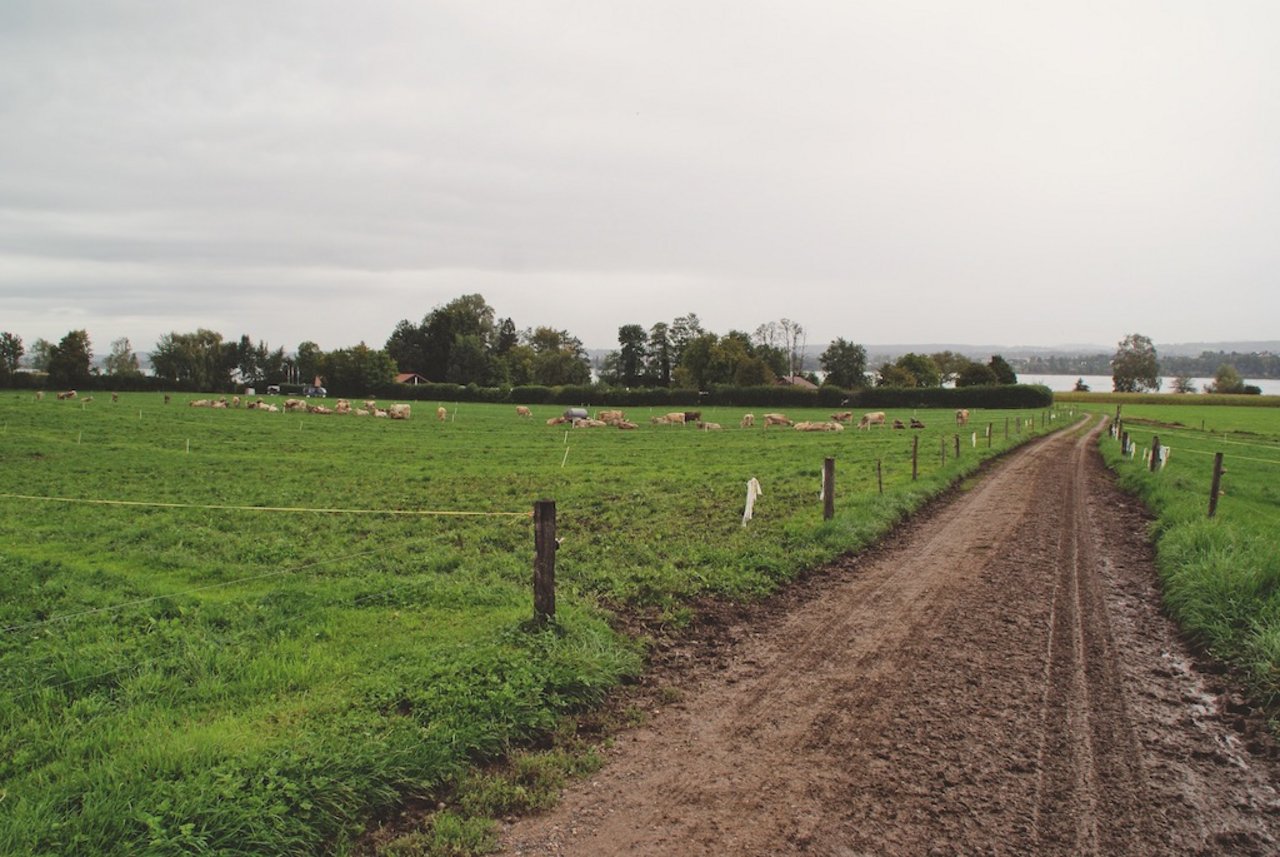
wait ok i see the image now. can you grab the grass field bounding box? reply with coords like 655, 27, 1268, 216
1079, 399, 1280, 714
0, 393, 1057, 855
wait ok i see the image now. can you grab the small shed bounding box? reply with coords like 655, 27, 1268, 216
395, 373, 430, 385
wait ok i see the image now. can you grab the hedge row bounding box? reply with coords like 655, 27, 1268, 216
375, 382, 1053, 410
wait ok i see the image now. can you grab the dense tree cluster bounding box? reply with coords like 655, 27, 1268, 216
1111, 333, 1161, 393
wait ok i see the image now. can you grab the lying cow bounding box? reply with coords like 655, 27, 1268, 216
56, 390, 77, 401
893, 419, 907, 429
857, 411, 886, 429
698, 421, 723, 431
597, 409, 624, 423
763, 413, 793, 428
831, 411, 854, 423
795, 421, 845, 432
910, 418, 926, 429
389, 404, 412, 420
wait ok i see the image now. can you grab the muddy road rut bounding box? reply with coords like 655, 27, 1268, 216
499, 417, 1280, 855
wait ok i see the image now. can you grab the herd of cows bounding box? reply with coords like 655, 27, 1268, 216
37, 391, 973, 433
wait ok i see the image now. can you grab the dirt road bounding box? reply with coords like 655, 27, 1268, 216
500, 417, 1280, 856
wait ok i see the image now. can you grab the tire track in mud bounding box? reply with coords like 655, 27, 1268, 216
501, 417, 1280, 856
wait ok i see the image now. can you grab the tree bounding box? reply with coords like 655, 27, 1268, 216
525, 327, 590, 386
894, 353, 941, 387
988, 354, 1017, 385
616, 324, 649, 386
0, 332, 23, 381
1073, 377, 1091, 392
151, 330, 232, 390
669, 313, 704, 365
385, 319, 429, 375
104, 337, 141, 377
1209, 363, 1245, 394
646, 322, 673, 386
1111, 334, 1160, 392
819, 338, 868, 388
295, 341, 324, 386
323, 343, 397, 394
779, 318, 806, 378
28, 338, 53, 372
876, 362, 916, 387
929, 351, 969, 385
446, 334, 497, 385
955, 361, 998, 387
419, 294, 497, 381
1171, 375, 1197, 394
671, 332, 718, 389
47, 330, 93, 387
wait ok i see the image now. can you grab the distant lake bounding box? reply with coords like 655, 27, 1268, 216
1017, 374, 1280, 396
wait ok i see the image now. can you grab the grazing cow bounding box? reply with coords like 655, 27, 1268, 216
57, 390, 77, 400
763, 413, 792, 427
664, 412, 687, 425
831, 411, 854, 423
683, 411, 702, 423
955, 409, 970, 426
795, 421, 844, 432
436, 406, 447, 421
893, 419, 907, 429
35, 391, 45, 400
857, 411, 886, 430
389, 404, 412, 420
910, 418, 926, 429
547, 416, 569, 426
740, 413, 755, 428
516, 406, 532, 417
698, 421, 723, 431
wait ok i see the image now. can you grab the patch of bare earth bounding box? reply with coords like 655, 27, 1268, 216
498, 418, 1280, 856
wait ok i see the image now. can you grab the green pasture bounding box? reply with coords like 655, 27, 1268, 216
1077, 399, 1280, 711
0, 392, 1056, 855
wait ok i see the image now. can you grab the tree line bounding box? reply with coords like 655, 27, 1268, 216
1, 293, 1024, 396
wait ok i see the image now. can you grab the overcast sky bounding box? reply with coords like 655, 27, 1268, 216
2, 2, 1277, 357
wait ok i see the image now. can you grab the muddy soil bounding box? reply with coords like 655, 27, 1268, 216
499, 418, 1280, 856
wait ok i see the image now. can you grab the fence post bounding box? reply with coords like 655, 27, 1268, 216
876, 458, 883, 495
822, 457, 835, 520
1149, 435, 1161, 473
940, 436, 946, 465
1121, 431, 1130, 457
987, 423, 993, 448
1208, 453, 1225, 518
533, 500, 557, 624
954, 434, 961, 458
911, 435, 919, 481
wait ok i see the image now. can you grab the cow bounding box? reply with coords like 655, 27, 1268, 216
163, 394, 171, 405
547, 416, 569, 426
596, 409, 624, 423
364, 400, 377, 411
436, 406, 447, 421
955, 408, 970, 426
910, 418, 926, 429
111, 393, 119, 403
740, 413, 755, 428
57, 390, 77, 400
831, 411, 854, 423
763, 413, 792, 428
650, 415, 671, 425
616, 420, 639, 430
335, 399, 352, 414
389, 404, 412, 420
284, 398, 307, 412
698, 421, 723, 431
35, 391, 45, 401
516, 406, 532, 417
683, 411, 702, 423
573, 418, 609, 428
893, 419, 907, 429
795, 421, 845, 432
189, 399, 211, 408
231, 395, 241, 408
857, 411, 886, 430
664, 412, 687, 425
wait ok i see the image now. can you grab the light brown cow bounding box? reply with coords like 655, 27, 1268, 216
56, 390, 77, 400
740, 413, 755, 428
516, 406, 532, 417
664, 412, 687, 425
284, 398, 307, 412
616, 420, 639, 430
335, 399, 352, 414
189, 399, 211, 408
35, 390, 45, 400
795, 421, 845, 432
857, 411, 886, 429
698, 421, 723, 431
955, 408, 970, 426
596, 409, 624, 423
763, 413, 793, 427
436, 406, 447, 421
831, 411, 854, 423
573, 418, 609, 428
389, 404, 412, 420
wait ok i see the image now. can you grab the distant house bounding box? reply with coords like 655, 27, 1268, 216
775, 374, 818, 390
395, 373, 430, 385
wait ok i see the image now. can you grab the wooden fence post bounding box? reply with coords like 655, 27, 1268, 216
876, 459, 883, 495
533, 500, 557, 623
987, 423, 992, 448
954, 434, 961, 458
1208, 453, 1224, 518
940, 436, 946, 465
822, 457, 835, 520
1150, 435, 1161, 473
911, 435, 919, 481
1121, 431, 1130, 457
